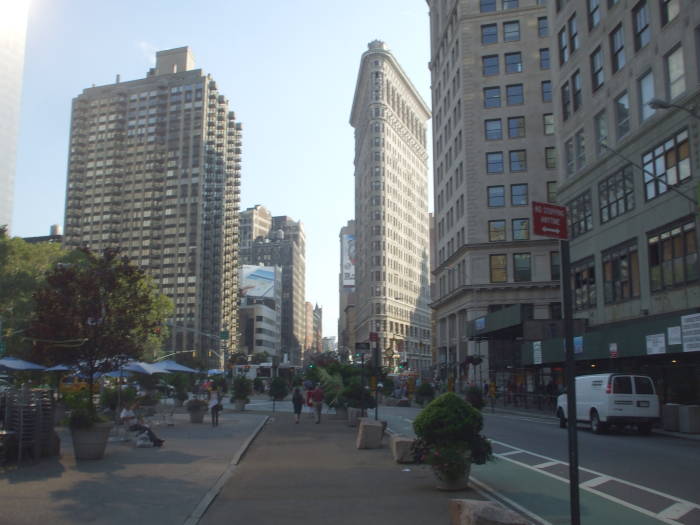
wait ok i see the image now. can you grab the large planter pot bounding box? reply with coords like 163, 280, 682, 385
434, 459, 472, 491
71, 422, 113, 460
189, 408, 206, 423
234, 399, 247, 411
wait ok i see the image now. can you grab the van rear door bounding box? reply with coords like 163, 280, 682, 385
631, 376, 660, 418
609, 375, 635, 418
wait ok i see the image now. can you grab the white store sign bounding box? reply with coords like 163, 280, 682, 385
681, 313, 700, 352
646, 333, 666, 355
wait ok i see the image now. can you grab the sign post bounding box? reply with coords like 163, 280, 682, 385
533, 202, 580, 525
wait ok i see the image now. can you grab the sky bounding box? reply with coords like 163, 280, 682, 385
12, 0, 433, 338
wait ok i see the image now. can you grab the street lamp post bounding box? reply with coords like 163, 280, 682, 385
648, 98, 700, 120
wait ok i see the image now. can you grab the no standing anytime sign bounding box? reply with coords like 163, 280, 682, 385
532, 201, 568, 240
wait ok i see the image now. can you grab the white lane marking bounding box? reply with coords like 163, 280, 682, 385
491, 439, 700, 524
659, 502, 698, 521
470, 476, 554, 525
498, 450, 524, 457
402, 417, 414, 423
488, 413, 559, 425
532, 460, 559, 469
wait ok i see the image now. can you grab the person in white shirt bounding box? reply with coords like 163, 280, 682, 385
120, 403, 164, 447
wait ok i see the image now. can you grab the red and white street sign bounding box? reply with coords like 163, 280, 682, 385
532, 201, 568, 240
369, 332, 378, 342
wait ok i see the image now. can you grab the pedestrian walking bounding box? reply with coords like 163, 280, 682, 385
209, 387, 222, 427
292, 387, 304, 424
305, 386, 314, 418
311, 383, 324, 424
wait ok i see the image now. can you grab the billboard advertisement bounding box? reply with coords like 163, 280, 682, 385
341, 233, 356, 288
240, 266, 276, 298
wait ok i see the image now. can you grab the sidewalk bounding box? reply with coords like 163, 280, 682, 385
0, 409, 267, 525
200, 411, 488, 525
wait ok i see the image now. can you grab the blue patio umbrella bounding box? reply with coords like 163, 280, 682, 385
0, 357, 46, 371
207, 369, 224, 376
152, 360, 198, 374
121, 361, 170, 375
45, 364, 72, 372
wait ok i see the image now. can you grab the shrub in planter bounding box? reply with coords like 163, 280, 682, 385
413, 392, 492, 485
185, 398, 208, 423
342, 383, 376, 410
269, 377, 289, 401
253, 377, 265, 394
231, 376, 252, 402
64, 391, 112, 460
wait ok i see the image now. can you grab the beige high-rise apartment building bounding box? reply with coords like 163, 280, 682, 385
350, 41, 432, 372
63, 47, 242, 367
0, 3, 29, 232
239, 205, 272, 248
427, 1, 560, 389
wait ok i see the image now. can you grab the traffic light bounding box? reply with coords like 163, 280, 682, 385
308, 363, 314, 368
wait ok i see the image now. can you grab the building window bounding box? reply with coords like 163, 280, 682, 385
488, 186, 506, 207
490, 254, 507, 283
551, 252, 561, 280
590, 46, 605, 90
594, 110, 608, 156
565, 138, 575, 176
610, 24, 626, 72
599, 165, 635, 223
541, 81, 552, 102
484, 86, 501, 108
602, 241, 640, 303
505, 52, 523, 73
545, 148, 557, 169
649, 219, 699, 291
568, 14, 579, 53
638, 70, 655, 121
572, 258, 596, 310
513, 253, 532, 282
486, 152, 504, 173
504, 21, 520, 42
661, 0, 680, 26
558, 27, 569, 64
512, 218, 529, 240
510, 150, 527, 171
482, 55, 499, 76
481, 24, 498, 44
666, 46, 686, 100
508, 116, 525, 138
503, 0, 519, 9
481, 0, 497, 12
561, 82, 571, 120
633, 1, 651, 50
642, 129, 691, 200
568, 190, 593, 238
571, 70, 582, 111
489, 220, 506, 241
588, 0, 600, 29
506, 84, 524, 105
614, 91, 630, 139
540, 48, 550, 70
543, 114, 554, 136
575, 129, 586, 169
511, 183, 528, 206
538, 17, 549, 37
485, 119, 503, 140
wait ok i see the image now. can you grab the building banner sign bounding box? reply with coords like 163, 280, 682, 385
341, 234, 356, 288
646, 333, 666, 355
681, 313, 700, 352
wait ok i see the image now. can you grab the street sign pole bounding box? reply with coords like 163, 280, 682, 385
561, 239, 581, 525
532, 201, 580, 525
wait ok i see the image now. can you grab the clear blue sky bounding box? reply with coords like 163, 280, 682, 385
13, 0, 433, 338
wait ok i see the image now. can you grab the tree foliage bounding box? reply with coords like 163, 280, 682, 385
0, 232, 68, 357
29, 247, 172, 409
250, 351, 269, 364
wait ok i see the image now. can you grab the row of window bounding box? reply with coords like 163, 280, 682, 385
482, 48, 550, 76
572, 218, 697, 311
485, 114, 554, 141
489, 251, 560, 283
567, 129, 691, 238
487, 184, 529, 207
485, 148, 557, 174
484, 82, 552, 109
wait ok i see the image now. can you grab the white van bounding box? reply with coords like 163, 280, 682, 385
556, 373, 660, 435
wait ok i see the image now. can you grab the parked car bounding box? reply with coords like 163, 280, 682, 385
556, 373, 660, 435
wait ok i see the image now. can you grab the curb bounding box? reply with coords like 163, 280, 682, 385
183, 415, 270, 525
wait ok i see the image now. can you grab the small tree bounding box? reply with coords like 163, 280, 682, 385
250, 351, 269, 364
29, 247, 172, 418
269, 377, 289, 401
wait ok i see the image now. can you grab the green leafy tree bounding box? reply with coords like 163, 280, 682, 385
250, 351, 270, 364
0, 231, 68, 356
29, 247, 172, 415
269, 376, 289, 401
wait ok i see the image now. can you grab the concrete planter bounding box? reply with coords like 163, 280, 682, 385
662, 403, 680, 432
234, 399, 247, 411
70, 422, 113, 460
347, 407, 361, 427
189, 408, 206, 423
435, 460, 471, 491
679, 405, 700, 433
